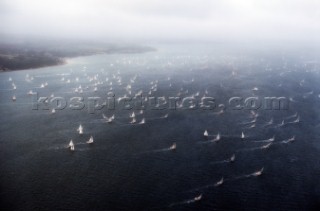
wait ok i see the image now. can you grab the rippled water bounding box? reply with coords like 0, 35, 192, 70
1, 45, 320, 210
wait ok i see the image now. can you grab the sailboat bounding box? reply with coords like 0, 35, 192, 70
267, 136, 275, 142
130, 112, 135, 118
69, 140, 75, 151
264, 118, 273, 126
291, 116, 300, 123
103, 114, 114, 123
230, 154, 235, 162
130, 117, 136, 124
169, 142, 177, 150
252, 167, 264, 176
87, 136, 94, 144
28, 90, 34, 95
139, 118, 145, 124
194, 194, 202, 201
214, 177, 224, 187
282, 136, 295, 143
241, 132, 245, 139
261, 143, 272, 149
213, 133, 221, 142
51, 108, 56, 114
278, 120, 285, 127
204, 130, 208, 137
12, 95, 16, 101
77, 124, 83, 135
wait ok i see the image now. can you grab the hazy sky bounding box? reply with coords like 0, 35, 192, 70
0, 0, 319, 43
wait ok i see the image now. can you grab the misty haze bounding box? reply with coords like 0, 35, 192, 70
0, 1, 320, 211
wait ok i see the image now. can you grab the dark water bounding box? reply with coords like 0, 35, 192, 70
1, 45, 320, 210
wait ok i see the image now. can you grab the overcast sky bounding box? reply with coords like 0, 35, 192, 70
0, 0, 319, 43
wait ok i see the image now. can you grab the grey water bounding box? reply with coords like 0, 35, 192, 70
1, 44, 320, 210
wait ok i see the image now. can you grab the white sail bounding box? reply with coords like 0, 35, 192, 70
252, 167, 264, 176
77, 124, 83, 134
204, 130, 208, 137
194, 194, 202, 201
87, 136, 94, 144
139, 118, 145, 124
230, 154, 235, 162
241, 132, 245, 139
103, 114, 114, 123
279, 120, 285, 126
130, 118, 136, 124
169, 142, 176, 150
216, 133, 221, 141
69, 140, 75, 151
214, 177, 224, 186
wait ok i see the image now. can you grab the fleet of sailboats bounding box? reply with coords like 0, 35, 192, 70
6, 58, 300, 208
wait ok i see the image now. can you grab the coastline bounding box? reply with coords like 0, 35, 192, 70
0, 44, 156, 72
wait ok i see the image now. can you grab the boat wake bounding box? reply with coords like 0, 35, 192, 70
230, 168, 264, 181
239, 118, 257, 125
200, 133, 221, 144
168, 194, 202, 207
237, 143, 272, 152
135, 144, 176, 155
252, 136, 275, 143
280, 136, 295, 144
187, 177, 225, 193
146, 114, 169, 120
210, 154, 235, 165
187, 168, 263, 193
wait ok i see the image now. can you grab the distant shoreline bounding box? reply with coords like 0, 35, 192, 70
0, 42, 156, 72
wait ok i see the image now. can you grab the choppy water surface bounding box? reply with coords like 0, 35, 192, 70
1, 45, 320, 210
